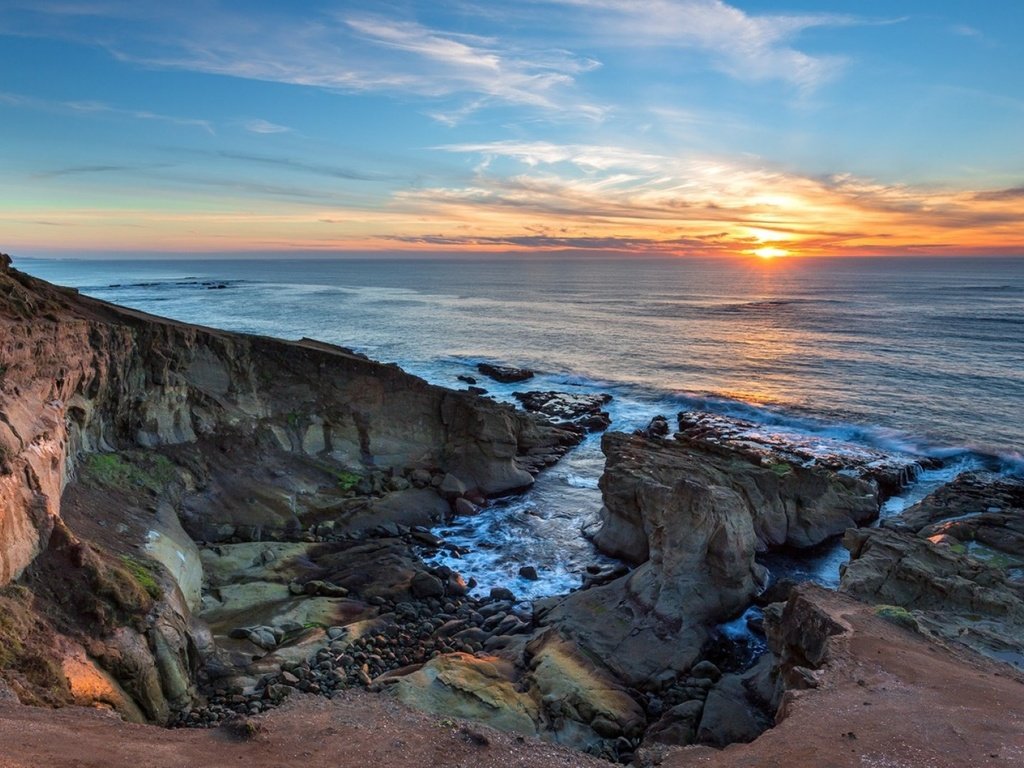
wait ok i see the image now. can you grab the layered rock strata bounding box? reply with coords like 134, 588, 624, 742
0, 255, 579, 722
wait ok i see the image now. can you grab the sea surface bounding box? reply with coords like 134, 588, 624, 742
17, 255, 1024, 598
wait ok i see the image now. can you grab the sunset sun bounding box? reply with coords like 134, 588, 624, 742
752, 246, 790, 259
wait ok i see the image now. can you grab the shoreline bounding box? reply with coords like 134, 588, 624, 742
14, 256, 1024, 468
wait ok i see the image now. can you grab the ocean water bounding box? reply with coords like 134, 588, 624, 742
17, 255, 1024, 596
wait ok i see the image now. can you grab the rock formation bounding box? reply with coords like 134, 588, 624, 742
0, 255, 578, 722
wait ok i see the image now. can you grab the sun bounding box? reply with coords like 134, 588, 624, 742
751, 246, 790, 260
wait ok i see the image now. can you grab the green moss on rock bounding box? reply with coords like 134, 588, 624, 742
874, 604, 919, 632
80, 451, 178, 493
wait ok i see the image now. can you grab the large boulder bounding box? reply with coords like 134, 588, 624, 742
540, 433, 768, 684
592, 431, 879, 562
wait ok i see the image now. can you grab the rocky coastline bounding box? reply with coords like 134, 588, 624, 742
1, 253, 1023, 767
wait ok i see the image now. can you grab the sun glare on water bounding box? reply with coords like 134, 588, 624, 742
752, 247, 790, 260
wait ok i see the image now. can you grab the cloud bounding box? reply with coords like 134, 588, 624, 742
32, 163, 167, 178
0, 90, 215, 133
384, 141, 1024, 255
950, 24, 983, 39
60, 6, 606, 124
536, 0, 871, 90
65, 100, 214, 133
213, 151, 388, 182
972, 186, 1024, 202
243, 118, 291, 134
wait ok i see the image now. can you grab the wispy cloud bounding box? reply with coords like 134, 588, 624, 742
950, 24, 983, 39
66, 99, 215, 133
32, 162, 168, 178
61, 6, 607, 124
243, 118, 291, 134
972, 186, 1024, 202
537, 0, 882, 90
0, 90, 214, 133
213, 151, 389, 182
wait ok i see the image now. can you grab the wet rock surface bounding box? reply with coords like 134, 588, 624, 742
676, 411, 940, 500
513, 391, 613, 432
886, 471, 1024, 570
476, 363, 535, 383
842, 525, 1024, 668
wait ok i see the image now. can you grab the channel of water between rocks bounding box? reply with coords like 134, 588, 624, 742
423, 387, 989, 670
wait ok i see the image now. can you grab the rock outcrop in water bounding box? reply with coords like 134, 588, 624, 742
676, 411, 940, 500
591, 428, 879, 563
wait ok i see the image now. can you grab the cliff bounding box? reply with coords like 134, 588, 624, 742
0, 254, 574, 585
0, 254, 578, 721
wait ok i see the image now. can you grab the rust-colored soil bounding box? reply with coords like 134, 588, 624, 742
666, 591, 1024, 768
1, 590, 1022, 768
0, 691, 605, 768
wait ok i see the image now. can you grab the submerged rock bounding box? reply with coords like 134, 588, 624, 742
477, 363, 535, 383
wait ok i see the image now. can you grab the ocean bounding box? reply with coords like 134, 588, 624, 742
16, 255, 1024, 597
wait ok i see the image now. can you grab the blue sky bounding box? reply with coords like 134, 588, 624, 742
1, 0, 1022, 256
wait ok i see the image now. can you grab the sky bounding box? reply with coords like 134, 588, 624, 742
1, 0, 1023, 258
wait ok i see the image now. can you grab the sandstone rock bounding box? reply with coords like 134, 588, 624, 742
389, 653, 539, 736
635, 415, 670, 439
512, 391, 612, 431
593, 431, 878, 562
676, 411, 938, 501
518, 565, 538, 581
526, 631, 646, 745
690, 660, 721, 682
888, 471, 1024, 562
439, 473, 468, 499
454, 497, 480, 516
643, 699, 704, 746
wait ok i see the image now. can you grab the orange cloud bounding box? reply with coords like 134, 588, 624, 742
4, 147, 1023, 257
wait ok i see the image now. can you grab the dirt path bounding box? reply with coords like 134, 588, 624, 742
0, 691, 605, 768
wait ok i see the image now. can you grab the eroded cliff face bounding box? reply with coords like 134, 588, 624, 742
0, 256, 571, 585
0, 254, 577, 722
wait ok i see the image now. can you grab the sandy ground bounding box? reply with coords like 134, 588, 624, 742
1, 590, 1022, 768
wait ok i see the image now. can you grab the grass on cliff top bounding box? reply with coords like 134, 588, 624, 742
874, 604, 919, 632
80, 451, 178, 493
